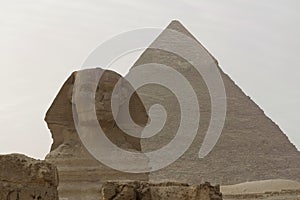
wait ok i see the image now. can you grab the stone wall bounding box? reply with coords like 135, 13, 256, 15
0, 154, 59, 200
101, 181, 222, 200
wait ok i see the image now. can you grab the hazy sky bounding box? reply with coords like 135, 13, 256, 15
0, 0, 299, 159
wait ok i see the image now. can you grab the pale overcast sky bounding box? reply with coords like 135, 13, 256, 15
0, 0, 299, 159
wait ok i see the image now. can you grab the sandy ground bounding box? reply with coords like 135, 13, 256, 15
221, 179, 300, 195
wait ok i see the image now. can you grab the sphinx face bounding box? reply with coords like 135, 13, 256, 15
45, 68, 148, 153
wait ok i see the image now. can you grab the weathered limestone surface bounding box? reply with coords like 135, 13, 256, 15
45, 69, 149, 200
101, 181, 222, 200
0, 154, 58, 200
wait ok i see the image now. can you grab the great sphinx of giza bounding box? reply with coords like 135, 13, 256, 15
45, 69, 149, 199
45, 20, 300, 199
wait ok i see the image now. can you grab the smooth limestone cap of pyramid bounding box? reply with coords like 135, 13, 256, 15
166, 20, 198, 40
143, 20, 218, 65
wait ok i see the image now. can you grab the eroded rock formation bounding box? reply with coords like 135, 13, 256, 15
101, 181, 222, 200
0, 154, 58, 200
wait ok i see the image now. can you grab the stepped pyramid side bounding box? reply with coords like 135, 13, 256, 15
130, 20, 300, 185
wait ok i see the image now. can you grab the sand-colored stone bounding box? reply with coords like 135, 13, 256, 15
101, 181, 222, 200
0, 154, 58, 200
45, 69, 149, 200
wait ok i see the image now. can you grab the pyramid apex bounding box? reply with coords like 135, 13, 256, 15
169, 20, 182, 25
164, 20, 197, 41
166, 20, 185, 30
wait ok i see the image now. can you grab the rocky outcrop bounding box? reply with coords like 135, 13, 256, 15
0, 154, 58, 200
101, 181, 222, 200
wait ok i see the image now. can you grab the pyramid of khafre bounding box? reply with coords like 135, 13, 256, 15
130, 20, 300, 185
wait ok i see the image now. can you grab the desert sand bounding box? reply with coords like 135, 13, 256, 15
221, 179, 300, 194
221, 179, 300, 200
